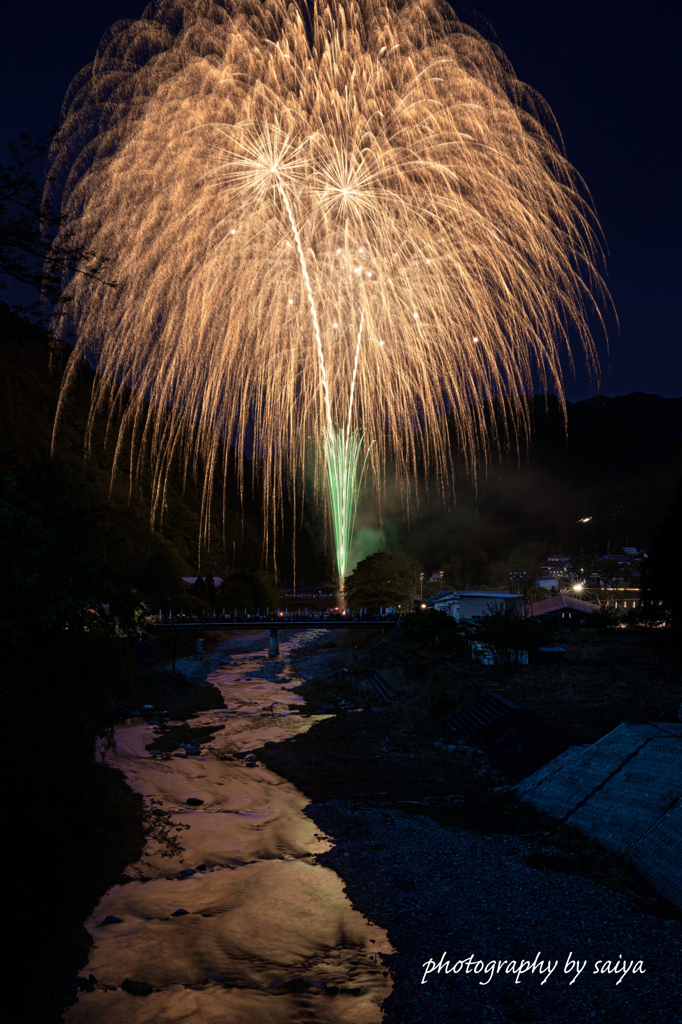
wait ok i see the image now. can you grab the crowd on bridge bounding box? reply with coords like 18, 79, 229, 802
151, 608, 404, 625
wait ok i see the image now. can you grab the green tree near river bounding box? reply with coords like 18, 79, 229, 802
344, 551, 418, 611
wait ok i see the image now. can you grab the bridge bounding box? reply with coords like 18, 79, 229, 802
148, 617, 399, 658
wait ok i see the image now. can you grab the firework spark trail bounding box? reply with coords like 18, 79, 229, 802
347, 310, 365, 438
277, 181, 334, 439
48, 0, 610, 585
281, 174, 364, 587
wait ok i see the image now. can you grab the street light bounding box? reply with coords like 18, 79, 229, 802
509, 571, 527, 617
420, 572, 424, 600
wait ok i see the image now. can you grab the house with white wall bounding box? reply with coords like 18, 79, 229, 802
426, 590, 522, 622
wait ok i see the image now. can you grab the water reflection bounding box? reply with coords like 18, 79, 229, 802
68, 631, 393, 1023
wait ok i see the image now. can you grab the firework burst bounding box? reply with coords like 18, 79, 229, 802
49, 0, 609, 586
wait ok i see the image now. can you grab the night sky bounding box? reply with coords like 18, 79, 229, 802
2, 0, 680, 400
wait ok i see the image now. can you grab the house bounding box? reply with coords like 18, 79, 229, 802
543, 554, 572, 570
427, 590, 523, 622
426, 589, 459, 616
527, 593, 600, 623
536, 554, 572, 591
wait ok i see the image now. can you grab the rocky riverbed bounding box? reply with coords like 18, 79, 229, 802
310, 801, 682, 1024
68, 630, 682, 1024
265, 635, 682, 1024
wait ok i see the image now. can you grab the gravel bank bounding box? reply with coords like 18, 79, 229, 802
308, 800, 682, 1024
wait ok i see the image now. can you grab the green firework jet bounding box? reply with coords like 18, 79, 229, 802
323, 425, 374, 593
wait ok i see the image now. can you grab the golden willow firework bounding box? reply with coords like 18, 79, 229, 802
50, 0, 608, 585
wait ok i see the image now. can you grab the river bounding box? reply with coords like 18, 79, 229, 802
67, 630, 393, 1023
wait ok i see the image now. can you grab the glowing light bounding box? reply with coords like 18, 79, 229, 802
49, 0, 609, 593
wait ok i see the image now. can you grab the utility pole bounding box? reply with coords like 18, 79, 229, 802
509, 571, 527, 614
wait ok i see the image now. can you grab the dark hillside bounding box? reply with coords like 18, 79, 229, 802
580, 392, 682, 438
0, 308, 267, 578
389, 394, 682, 570
0, 305, 284, 1022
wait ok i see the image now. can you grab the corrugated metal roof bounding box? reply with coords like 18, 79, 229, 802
517, 723, 682, 909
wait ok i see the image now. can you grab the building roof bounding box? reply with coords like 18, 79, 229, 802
455, 590, 520, 598
428, 590, 520, 603
527, 593, 600, 616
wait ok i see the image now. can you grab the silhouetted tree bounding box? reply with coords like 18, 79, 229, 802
399, 608, 465, 652
219, 569, 279, 613
475, 605, 551, 662
344, 551, 417, 610
189, 574, 217, 607
442, 544, 490, 588
1, 129, 115, 330
137, 546, 184, 607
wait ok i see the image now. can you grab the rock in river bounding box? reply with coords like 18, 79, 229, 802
121, 979, 153, 996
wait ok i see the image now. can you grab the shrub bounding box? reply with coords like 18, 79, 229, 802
399, 608, 466, 653
475, 604, 551, 662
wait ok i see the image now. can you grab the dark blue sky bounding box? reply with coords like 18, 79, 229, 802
2, 0, 680, 400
